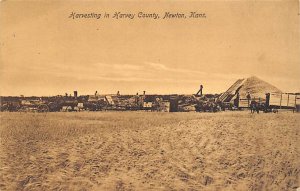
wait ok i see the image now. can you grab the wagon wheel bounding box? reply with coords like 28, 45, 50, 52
37, 104, 49, 112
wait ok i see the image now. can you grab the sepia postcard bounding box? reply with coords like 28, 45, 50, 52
0, 0, 299, 190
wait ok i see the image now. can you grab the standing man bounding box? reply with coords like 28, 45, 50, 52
234, 92, 240, 109
200, 85, 203, 96
246, 92, 251, 108
195, 85, 204, 96
250, 100, 256, 114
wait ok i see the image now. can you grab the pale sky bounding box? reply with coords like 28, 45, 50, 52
0, 0, 299, 96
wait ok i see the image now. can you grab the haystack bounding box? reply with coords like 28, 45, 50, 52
218, 76, 282, 102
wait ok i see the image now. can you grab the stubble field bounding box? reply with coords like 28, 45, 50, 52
0, 111, 299, 191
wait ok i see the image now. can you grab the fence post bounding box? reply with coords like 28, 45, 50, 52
280, 93, 282, 109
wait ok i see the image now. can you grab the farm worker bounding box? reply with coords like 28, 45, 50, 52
200, 85, 203, 96
246, 92, 251, 107
256, 103, 260, 114
250, 100, 256, 114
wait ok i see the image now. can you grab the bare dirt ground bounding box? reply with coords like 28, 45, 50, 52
0, 111, 299, 191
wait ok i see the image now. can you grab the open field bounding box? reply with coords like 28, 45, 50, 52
0, 111, 299, 191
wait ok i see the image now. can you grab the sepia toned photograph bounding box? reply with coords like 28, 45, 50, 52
0, 0, 299, 190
